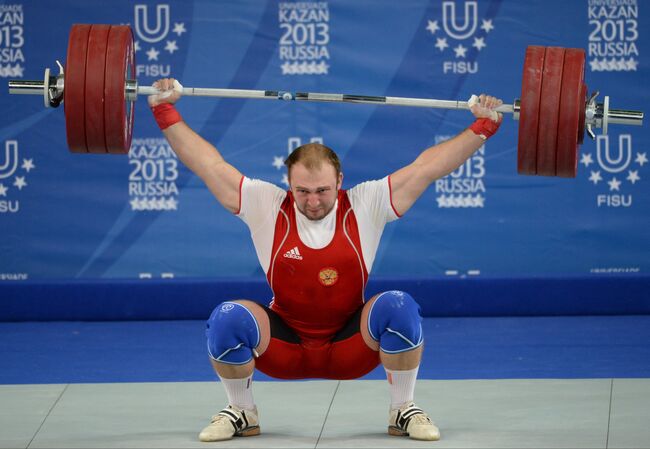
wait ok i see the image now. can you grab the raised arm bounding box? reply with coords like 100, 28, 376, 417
389, 94, 503, 216
149, 78, 242, 214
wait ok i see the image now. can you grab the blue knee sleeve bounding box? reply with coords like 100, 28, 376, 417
206, 302, 260, 365
367, 290, 423, 354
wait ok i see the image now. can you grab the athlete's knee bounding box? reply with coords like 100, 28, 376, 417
206, 301, 261, 365
367, 290, 423, 354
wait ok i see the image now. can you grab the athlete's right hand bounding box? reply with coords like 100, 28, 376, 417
148, 78, 183, 107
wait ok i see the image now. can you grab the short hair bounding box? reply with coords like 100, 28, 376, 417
284, 143, 341, 178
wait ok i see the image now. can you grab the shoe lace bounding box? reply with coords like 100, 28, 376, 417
210, 413, 230, 424
210, 407, 239, 424
409, 412, 433, 426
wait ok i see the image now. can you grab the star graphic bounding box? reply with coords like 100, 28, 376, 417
580, 153, 594, 167
426, 20, 439, 34
616, 58, 627, 71
436, 195, 447, 208
22, 158, 35, 172
588, 171, 602, 185
435, 37, 448, 51
626, 58, 638, 71
608, 177, 621, 191
12, 64, 24, 77
134, 41, 141, 52
281, 173, 289, 187
146, 47, 160, 61
627, 170, 640, 184
13, 176, 27, 190
635, 152, 648, 166
473, 194, 485, 207
481, 19, 494, 33
130, 198, 141, 210
172, 22, 187, 36
272, 156, 284, 170
472, 37, 486, 51
318, 61, 330, 74
166, 197, 178, 210
281, 62, 293, 75
589, 59, 600, 72
607, 58, 618, 71
454, 44, 467, 58
165, 40, 178, 54
599, 59, 608, 71
0, 183, 7, 197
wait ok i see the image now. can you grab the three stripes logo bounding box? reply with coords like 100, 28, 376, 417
283, 246, 303, 260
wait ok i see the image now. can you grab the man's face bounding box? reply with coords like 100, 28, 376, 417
289, 162, 343, 221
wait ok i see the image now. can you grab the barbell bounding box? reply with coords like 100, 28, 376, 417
7, 24, 644, 177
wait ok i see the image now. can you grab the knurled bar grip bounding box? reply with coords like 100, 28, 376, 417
136, 85, 516, 114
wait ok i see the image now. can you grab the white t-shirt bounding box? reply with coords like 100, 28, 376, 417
236, 176, 400, 274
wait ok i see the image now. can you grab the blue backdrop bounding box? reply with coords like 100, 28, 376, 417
1, 1, 648, 319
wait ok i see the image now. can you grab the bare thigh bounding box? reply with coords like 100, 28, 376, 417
360, 294, 381, 351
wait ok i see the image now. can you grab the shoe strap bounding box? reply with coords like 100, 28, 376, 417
217, 408, 250, 432
396, 406, 429, 430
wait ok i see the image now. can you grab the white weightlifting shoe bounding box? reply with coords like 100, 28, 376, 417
198, 405, 260, 442
388, 402, 440, 441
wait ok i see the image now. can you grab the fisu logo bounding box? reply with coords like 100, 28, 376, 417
596, 134, 632, 174
442, 1, 478, 40
426, 1, 494, 75
133, 4, 187, 78
0, 140, 18, 180
134, 4, 170, 43
271, 136, 324, 187
579, 134, 647, 208
0, 140, 36, 214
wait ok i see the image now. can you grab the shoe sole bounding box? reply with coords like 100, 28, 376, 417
236, 426, 261, 437
388, 426, 440, 441
388, 426, 408, 437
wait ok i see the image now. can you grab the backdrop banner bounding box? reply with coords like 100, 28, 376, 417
1, 1, 647, 318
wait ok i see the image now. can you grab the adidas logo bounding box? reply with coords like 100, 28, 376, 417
283, 246, 303, 260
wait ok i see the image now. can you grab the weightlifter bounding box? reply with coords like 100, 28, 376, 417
148, 78, 503, 442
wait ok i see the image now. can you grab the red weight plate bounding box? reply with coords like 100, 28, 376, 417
556, 48, 585, 178
577, 83, 587, 145
105, 25, 135, 154
84, 25, 111, 153
517, 46, 546, 175
64, 24, 91, 153
536, 47, 565, 176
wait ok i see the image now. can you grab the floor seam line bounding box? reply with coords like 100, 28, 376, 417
315, 380, 340, 448
605, 378, 614, 449
26, 383, 69, 449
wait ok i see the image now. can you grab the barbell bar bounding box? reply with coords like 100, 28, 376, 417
7, 24, 644, 177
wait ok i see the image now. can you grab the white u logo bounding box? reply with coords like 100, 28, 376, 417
0, 140, 18, 180
287, 137, 324, 154
134, 4, 170, 43
442, 1, 478, 40
597, 135, 632, 174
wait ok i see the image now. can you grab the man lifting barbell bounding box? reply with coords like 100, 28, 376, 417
7, 23, 645, 444
148, 77, 503, 442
